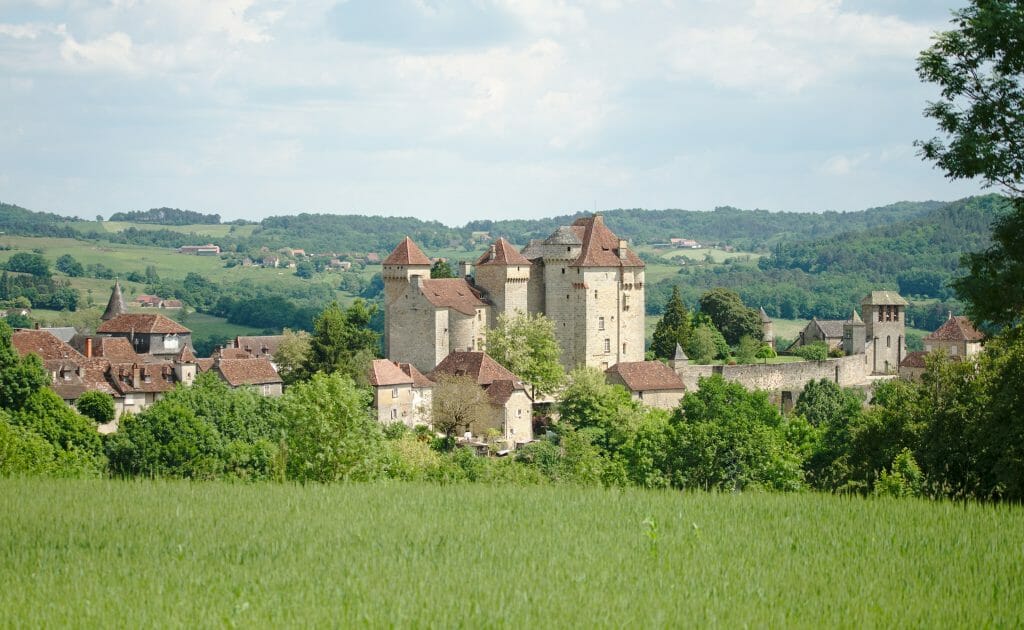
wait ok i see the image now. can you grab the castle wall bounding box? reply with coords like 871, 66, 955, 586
388, 290, 444, 373
526, 261, 546, 316
448, 310, 481, 356
677, 354, 869, 395
543, 259, 578, 369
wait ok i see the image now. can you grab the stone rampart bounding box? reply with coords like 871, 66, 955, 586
677, 354, 869, 394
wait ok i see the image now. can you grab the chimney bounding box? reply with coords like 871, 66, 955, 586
459, 261, 472, 278
488, 243, 496, 261
132, 363, 141, 385
85, 337, 93, 358
618, 239, 628, 260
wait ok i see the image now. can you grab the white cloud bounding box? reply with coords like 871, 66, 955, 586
59, 30, 138, 73
819, 152, 870, 175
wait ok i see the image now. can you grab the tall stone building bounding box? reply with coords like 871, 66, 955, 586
862, 291, 908, 375
384, 214, 645, 373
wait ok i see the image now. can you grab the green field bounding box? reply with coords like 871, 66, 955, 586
0, 479, 1020, 627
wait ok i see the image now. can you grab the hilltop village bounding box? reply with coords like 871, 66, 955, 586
5, 213, 986, 454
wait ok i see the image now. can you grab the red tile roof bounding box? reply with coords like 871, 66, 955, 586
923, 315, 985, 343
605, 361, 686, 392
476, 238, 531, 266
93, 336, 138, 361
418, 278, 487, 316
430, 351, 519, 386
484, 379, 523, 405
368, 359, 433, 388
570, 215, 644, 268
899, 351, 928, 369
235, 335, 284, 358
96, 313, 191, 334
176, 345, 196, 363
216, 358, 282, 387
11, 330, 84, 363
383, 237, 431, 266
196, 358, 215, 373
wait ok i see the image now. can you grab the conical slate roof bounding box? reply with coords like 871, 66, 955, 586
100, 280, 128, 321
849, 309, 864, 325
758, 307, 772, 323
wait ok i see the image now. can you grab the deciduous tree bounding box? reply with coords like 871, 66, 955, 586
486, 312, 563, 398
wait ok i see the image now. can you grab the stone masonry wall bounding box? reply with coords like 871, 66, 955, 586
676, 354, 870, 395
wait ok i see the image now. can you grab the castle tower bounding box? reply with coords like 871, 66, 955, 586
861, 291, 907, 374
843, 309, 865, 356
473, 238, 531, 328
101, 279, 128, 321
174, 344, 197, 386
759, 307, 774, 349
382, 237, 432, 358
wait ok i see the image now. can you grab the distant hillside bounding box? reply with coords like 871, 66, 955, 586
470, 200, 947, 251
0, 202, 82, 238
107, 207, 221, 225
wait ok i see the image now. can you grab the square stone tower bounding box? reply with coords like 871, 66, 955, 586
382, 237, 432, 358
861, 291, 908, 375
473, 238, 531, 328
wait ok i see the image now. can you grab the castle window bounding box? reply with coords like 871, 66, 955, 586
623, 294, 630, 310
886, 335, 891, 348
390, 408, 398, 420
594, 290, 598, 299
598, 317, 605, 331
894, 308, 900, 322
561, 268, 565, 274
622, 342, 627, 354
878, 306, 884, 322
392, 387, 399, 398
604, 338, 610, 353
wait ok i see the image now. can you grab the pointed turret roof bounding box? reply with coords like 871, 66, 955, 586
100, 280, 128, 321
383, 237, 431, 266
674, 344, 688, 361
476, 238, 530, 266
849, 309, 864, 324
176, 345, 196, 363
758, 307, 772, 323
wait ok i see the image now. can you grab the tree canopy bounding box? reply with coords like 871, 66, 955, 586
698, 288, 762, 346
485, 312, 563, 398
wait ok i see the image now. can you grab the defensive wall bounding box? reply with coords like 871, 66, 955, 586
677, 354, 873, 404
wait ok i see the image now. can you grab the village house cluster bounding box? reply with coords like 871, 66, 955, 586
9, 281, 283, 432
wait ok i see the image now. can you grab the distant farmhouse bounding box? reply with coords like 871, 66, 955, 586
177, 244, 221, 255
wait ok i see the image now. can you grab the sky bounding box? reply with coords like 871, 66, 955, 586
0, 0, 985, 225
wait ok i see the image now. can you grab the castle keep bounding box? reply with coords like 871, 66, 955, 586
384, 215, 645, 373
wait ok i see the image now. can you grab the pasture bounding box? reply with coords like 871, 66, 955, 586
1, 479, 1020, 627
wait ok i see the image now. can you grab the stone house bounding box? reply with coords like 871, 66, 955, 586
790, 317, 848, 352
368, 359, 433, 427
96, 313, 192, 358
605, 360, 687, 410
384, 214, 645, 374
429, 351, 533, 449
900, 314, 984, 381
922, 314, 984, 359
209, 357, 283, 396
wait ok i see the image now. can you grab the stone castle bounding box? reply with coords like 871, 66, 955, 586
384, 215, 645, 373
382, 215, 911, 413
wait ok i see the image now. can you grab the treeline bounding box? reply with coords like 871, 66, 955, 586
470, 200, 946, 252
0, 202, 81, 239
107, 207, 221, 225
759, 195, 1005, 299
1, 252, 79, 311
